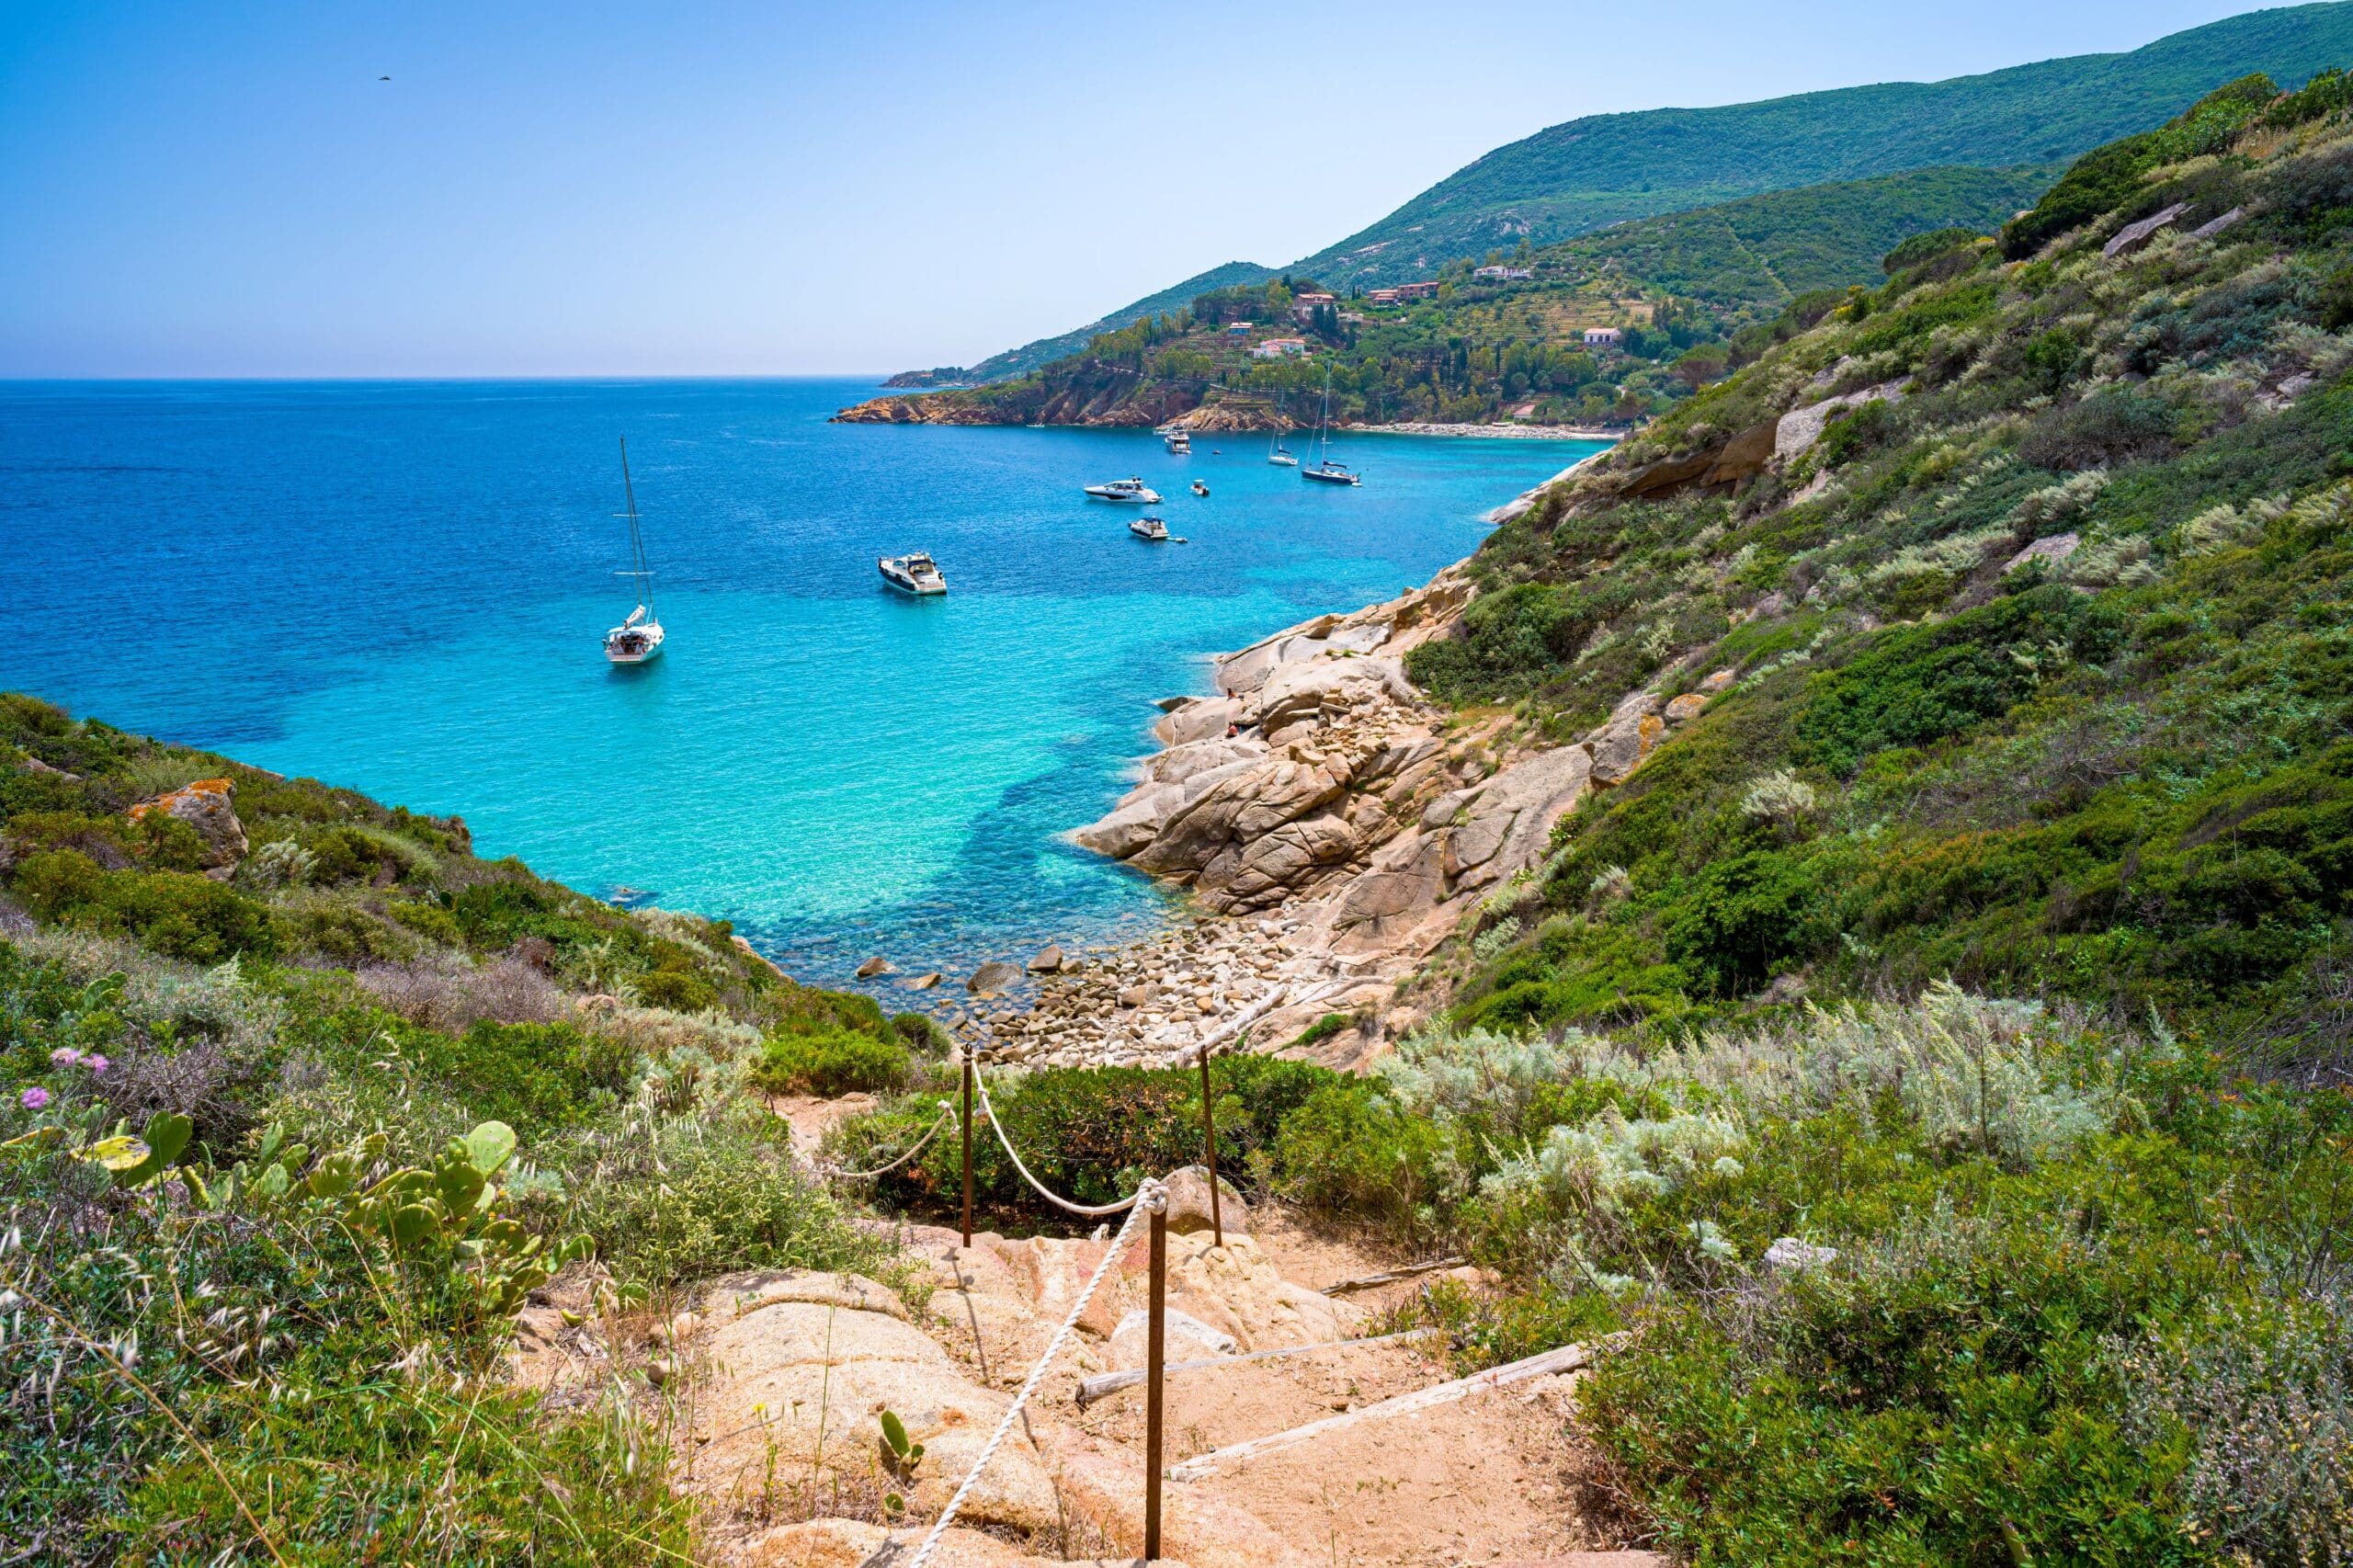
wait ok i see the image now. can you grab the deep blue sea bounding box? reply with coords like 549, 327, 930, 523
3, 379, 1603, 985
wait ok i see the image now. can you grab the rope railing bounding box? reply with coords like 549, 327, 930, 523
850, 975, 1393, 1565
818, 1100, 957, 1181
972, 1067, 1145, 1217
903, 1176, 1168, 1568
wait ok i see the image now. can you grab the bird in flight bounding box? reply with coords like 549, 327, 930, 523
379, 74, 391, 82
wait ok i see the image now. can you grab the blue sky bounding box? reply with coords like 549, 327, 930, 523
0, 1, 2297, 375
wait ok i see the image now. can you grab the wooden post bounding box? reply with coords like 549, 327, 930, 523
1145, 1203, 1166, 1562
961, 1051, 974, 1248
1198, 1046, 1223, 1249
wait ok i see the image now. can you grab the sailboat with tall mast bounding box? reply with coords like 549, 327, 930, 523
604, 437, 666, 665
1267, 392, 1299, 466
1301, 369, 1360, 485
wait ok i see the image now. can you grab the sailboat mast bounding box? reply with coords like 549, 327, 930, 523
619, 436, 654, 618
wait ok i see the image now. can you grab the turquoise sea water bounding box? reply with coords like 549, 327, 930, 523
4, 379, 1604, 984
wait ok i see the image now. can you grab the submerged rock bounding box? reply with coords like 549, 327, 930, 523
967, 960, 1021, 994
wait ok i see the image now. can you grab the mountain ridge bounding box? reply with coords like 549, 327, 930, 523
915, 3, 2353, 383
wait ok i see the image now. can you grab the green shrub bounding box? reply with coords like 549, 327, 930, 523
572, 1114, 894, 1287
1881, 226, 1980, 275
2018, 386, 2180, 471
1582, 1201, 2215, 1566
1662, 849, 1824, 997
13, 849, 280, 963
1290, 1012, 1353, 1049
1795, 585, 2124, 777
386, 1016, 637, 1136
387, 896, 466, 946
749, 1024, 911, 1096
890, 1010, 953, 1053
1266, 1081, 1446, 1227
634, 966, 718, 1012
830, 1054, 1370, 1224
1814, 398, 1895, 469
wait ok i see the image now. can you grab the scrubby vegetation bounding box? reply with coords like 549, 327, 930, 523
1376, 74, 2353, 1565
1405, 72, 2353, 1071
0, 697, 912, 1562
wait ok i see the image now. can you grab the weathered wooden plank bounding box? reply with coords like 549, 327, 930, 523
1322, 1256, 1469, 1296
1074, 1326, 1440, 1407
1165, 1341, 1592, 1482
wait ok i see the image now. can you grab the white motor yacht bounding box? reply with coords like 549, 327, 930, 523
1129, 515, 1170, 541
1084, 476, 1163, 504
879, 551, 948, 595
604, 437, 667, 664
1163, 428, 1191, 453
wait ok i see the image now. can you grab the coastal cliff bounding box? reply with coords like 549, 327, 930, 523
1006, 522, 1743, 1068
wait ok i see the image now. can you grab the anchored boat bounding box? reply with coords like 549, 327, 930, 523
1129, 515, 1170, 541
1300, 370, 1361, 486
1267, 397, 1299, 465
1163, 428, 1191, 454
604, 437, 666, 664
1085, 476, 1163, 504
879, 551, 948, 595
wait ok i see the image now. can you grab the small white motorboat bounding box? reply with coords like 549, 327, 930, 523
1190, 480, 1209, 497
879, 551, 948, 595
1130, 515, 1170, 541
1163, 428, 1191, 453
1085, 476, 1163, 504
604, 437, 666, 664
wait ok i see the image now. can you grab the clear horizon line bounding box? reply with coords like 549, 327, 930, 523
0, 371, 904, 383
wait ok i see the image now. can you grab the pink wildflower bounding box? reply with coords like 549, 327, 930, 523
19, 1087, 49, 1110
84, 1055, 109, 1076
49, 1048, 78, 1067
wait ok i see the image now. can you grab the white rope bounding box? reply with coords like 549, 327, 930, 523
820, 1101, 955, 1181
973, 1068, 1143, 1217
903, 1178, 1168, 1568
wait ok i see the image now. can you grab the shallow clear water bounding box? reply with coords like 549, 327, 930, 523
3, 379, 1603, 983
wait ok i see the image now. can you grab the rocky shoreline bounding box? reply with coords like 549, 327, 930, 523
870, 514, 1740, 1076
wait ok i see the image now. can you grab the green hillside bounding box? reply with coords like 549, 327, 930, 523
841, 163, 2059, 429
942, 259, 1275, 386
1296, 2, 2353, 289
1415, 67, 2353, 1049
1540, 162, 2059, 305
